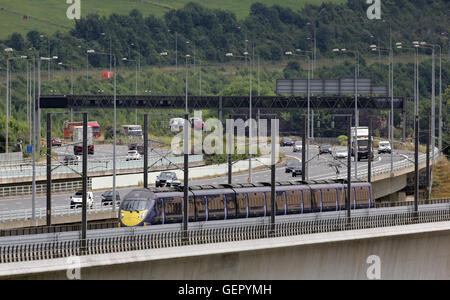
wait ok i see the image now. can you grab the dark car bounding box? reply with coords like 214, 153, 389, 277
280, 137, 294, 147
156, 171, 181, 187
136, 145, 145, 155
292, 165, 303, 177
319, 144, 332, 154
63, 155, 80, 166
285, 161, 301, 173
51, 137, 62, 147
128, 143, 138, 151
101, 191, 120, 206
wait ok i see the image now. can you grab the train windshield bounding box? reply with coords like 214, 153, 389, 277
121, 200, 147, 212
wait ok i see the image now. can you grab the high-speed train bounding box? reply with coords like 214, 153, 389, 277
118, 180, 373, 227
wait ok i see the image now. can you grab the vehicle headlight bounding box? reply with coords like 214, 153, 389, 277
121, 213, 124, 219
140, 212, 147, 219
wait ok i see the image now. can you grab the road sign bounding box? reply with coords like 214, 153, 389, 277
26, 145, 32, 154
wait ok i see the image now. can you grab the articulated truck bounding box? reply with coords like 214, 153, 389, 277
351, 126, 373, 161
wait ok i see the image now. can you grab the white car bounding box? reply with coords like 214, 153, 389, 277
126, 150, 141, 161
70, 191, 94, 209
170, 118, 185, 132
378, 141, 391, 154
334, 148, 348, 159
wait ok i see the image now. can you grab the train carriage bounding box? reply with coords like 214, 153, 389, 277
118, 181, 373, 227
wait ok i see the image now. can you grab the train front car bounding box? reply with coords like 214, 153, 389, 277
119, 189, 156, 227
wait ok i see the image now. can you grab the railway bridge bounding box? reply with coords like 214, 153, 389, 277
1, 205, 450, 280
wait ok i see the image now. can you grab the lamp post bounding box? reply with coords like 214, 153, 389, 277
306, 22, 317, 77
4, 52, 28, 153
332, 48, 360, 179
394, 43, 420, 135
57, 62, 75, 122
40, 35, 51, 80
168, 30, 178, 73
122, 57, 139, 124
418, 42, 442, 157
368, 44, 395, 175
86, 50, 117, 211
225, 51, 255, 183
285, 50, 313, 179
86, 49, 95, 82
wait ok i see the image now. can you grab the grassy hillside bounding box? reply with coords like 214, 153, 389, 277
0, 0, 346, 39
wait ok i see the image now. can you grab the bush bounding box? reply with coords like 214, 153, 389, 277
337, 135, 347, 145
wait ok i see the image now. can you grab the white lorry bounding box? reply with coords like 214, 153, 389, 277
351, 126, 373, 160
73, 126, 94, 155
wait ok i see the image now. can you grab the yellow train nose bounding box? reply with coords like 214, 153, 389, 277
120, 210, 147, 227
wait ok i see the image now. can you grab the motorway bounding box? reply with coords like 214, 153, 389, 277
0, 144, 412, 213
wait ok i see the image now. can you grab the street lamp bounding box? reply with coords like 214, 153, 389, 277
417, 41, 442, 156
225, 51, 256, 183
40, 35, 51, 80
367, 44, 395, 175
5, 54, 29, 153
332, 48, 360, 179
394, 42, 420, 134
168, 29, 178, 73
86, 50, 117, 211
285, 50, 313, 179
122, 57, 139, 124
306, 22, 317, 77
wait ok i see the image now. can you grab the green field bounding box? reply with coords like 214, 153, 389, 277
0, 0, 346, 39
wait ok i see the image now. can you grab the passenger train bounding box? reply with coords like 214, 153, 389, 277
118, 180, 373, 227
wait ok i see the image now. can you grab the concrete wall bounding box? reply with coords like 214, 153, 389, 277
3, 221, 450, 280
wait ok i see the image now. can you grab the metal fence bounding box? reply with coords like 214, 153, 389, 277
0, 149, 439, 223
0, 180, 92, 198
0, 202, 119, 223
1, 208, 450, 264
0, 155, 204, 179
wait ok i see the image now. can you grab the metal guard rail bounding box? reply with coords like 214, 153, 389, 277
1, 208, 450, 264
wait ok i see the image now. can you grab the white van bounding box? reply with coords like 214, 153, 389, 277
70, 191, 94, 209
378, 141, 391, 154
170, 118, 185, 132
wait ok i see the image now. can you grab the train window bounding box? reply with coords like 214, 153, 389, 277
336, 189, 346, 210
264, 191, 286, 215
207, 194, 225, 220
188, 197, 195, 222
302, 190, 311, 212
276, 191, 286, 215
236, 193, 248, 218
121, 200, 147, 212
195, 196, 207, 221
163, 197, 182, 223
286, 190, 302, 214
322, 189, 337, 211
248, 192, 265, 217
224, 194, 237, 219
351, 188, 356, 209
152, 199, 163, 224
356, 187, 370, 208
312, 189, 322, 212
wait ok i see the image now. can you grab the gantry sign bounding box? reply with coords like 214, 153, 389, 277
39, 94, 406, 111
39, 94, 407, 138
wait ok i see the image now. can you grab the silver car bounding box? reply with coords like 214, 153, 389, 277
334, 148, 348, 159
293, 141, 303, 152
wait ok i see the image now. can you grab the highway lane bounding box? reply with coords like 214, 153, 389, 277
0, 145, 413, 213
